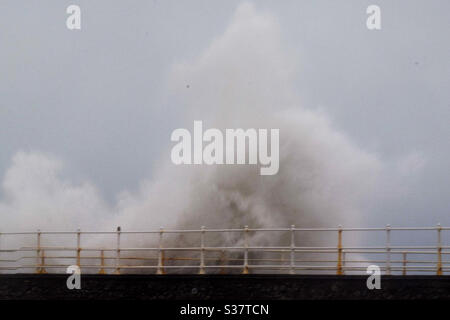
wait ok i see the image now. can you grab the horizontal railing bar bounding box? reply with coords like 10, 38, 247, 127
5, 246, 448, 251
1, 263, 449, 271
2, 226, 450, 235
3, 248, 450, 254
5, 255, 447, 264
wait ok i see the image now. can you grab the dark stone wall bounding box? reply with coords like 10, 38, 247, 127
0, 274, 449, 300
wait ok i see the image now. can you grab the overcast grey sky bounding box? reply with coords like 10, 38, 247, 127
0, 0, 449, 228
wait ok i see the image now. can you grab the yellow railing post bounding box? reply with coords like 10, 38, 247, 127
386, 224, 391, 275
161, 250, 165, 272
36, 230, 42, 274
437, 223, 443, 276
342, 251, 346, 275
39, 249, 47, 274
402, 252, 407, 276
199, 226, 206, 275
76, 228, 81, 267
219, 250, 226, 274
336, 225, 343, 275
156, 227, 165, 274
290, 225, 295, 275
114, 226, 121, 274
242, 226, 249, 274
99, 250, 106, 274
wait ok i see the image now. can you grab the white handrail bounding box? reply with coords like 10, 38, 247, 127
0, 225, 447, 275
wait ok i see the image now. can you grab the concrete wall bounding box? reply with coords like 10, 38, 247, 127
0, 274, 449, 300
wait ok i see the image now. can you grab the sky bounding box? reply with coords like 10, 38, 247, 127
0, 0, 449, 230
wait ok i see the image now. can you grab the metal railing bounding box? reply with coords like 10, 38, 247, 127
0, 224, 449, 275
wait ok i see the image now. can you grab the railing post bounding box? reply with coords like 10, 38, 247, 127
157, 227, 165, 275
40, 249, 47, 274
219, 250, 226, 274
242, 226, 249, 274
290, 225, 295, 275
342, 251, 346, 275
402, 252, 407, 276
0, 231, 2, 272
99, 250, 106, 274
36, 229, 42, 274
386, 224, 391, 275
336, 225, 343, 275
76, 228, 81, 267
115, 226, 121, 274
199, 226, 206, 274
437, 223, 443, 276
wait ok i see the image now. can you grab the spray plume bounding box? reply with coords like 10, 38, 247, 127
0, 3, 380, 272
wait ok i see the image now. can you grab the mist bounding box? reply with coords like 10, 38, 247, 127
1, 3, 385, 271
